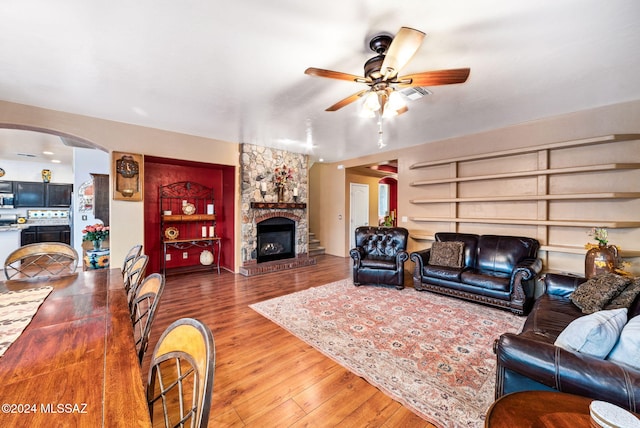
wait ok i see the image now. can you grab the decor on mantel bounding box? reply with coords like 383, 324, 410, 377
274, 165, 293, 203
585, 227, 627, 278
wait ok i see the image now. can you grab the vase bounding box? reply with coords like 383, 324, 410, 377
585, 244, 618, 279
85, 249, 110, 270
277, 185, 285, 203
92, 240, 102, 251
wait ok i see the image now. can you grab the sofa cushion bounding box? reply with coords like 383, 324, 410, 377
460, 270, 510, 292
428, 241, 464, 268
554, 308, 627, 358
422, 264, 463, 282
360, 256, 396, 270
607, 315, 640, 370
570, 273, 631, 314
476, 235, 539, 275
435, 233, 478, 268
605, 277, 640, 310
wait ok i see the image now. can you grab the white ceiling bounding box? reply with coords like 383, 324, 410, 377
1, 0, 639, 163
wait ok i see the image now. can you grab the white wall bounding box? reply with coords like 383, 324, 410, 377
0, 159, 73, 183
72, 147, 109, 256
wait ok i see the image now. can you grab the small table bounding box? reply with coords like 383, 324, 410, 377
485, 391, 638, 427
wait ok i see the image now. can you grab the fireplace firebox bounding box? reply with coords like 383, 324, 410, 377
256, 217, 295, 263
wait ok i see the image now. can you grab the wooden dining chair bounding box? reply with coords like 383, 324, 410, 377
147, 318, 215, 428
4, 242, 79, 280
122, 244, 143, 278
124, 254, 148, 305
131, 273, 165, 364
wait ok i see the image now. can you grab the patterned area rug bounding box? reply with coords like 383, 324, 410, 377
0, 286, 53, 357
250, 279, 525, 427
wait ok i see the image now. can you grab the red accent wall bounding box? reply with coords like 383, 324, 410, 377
144, 156, 235, 274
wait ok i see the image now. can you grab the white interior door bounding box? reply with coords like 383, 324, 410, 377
350, 183, 369, 249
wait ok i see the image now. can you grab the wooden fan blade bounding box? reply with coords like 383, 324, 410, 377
326, 90, 369, 111
396, 68, 470, 87
305, 67, 370, 84
381, 27, 426, 79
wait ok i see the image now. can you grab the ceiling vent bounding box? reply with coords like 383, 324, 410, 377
399, 86, 432, 100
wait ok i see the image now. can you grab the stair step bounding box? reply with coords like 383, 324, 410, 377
309, 247, 325, 256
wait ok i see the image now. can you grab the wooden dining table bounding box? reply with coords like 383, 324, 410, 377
0, 268, 151, 427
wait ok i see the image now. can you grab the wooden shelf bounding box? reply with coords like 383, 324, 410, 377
410, 164, 640, 186
163, 237, 221, 244
409, 217, 640, 228
540, 245, 640, 257
409, 134, 640, 169
162, 214, 216, 222
407, 232, 640, 257
410, 192, 640, 204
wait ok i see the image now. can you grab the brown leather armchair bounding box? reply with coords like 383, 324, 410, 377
349, 226, 409, 290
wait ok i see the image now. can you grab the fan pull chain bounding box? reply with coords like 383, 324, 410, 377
377, 116, 386, 149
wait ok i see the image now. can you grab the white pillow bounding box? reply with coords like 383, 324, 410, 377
607, 315, 640, 370
554, 308, 627, 358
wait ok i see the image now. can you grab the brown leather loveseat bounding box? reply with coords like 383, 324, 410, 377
410, 233, 542, 315
350, 226, 409, 290
494, 273, 640, 411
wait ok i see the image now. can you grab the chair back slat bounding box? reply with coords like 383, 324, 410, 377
4, 243, 79, 280
147, 318, 215, 428
131, 273, 165, 364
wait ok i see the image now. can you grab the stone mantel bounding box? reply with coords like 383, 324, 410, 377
250, 202, 307, 210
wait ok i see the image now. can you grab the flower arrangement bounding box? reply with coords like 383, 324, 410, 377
82, 223, 110, 242
274, 165, 293, 187
586, 227, 608, 246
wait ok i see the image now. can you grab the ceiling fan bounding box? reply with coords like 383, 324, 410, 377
305, 27, 470, 117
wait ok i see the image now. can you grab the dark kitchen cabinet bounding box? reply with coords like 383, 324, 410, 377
15, 182, 45, 207
21, 225, 71, 245
14, 182, 72, 207
91, 174, 109, 225
20, 228, 37, 245
47, 183, 73, 207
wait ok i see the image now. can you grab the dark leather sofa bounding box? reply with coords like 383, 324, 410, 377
349, 226, 409, 290
410, 233, 542, 315
494, 273, 640, 411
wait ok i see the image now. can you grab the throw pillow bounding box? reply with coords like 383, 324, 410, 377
554, 308, 628, 358
428, 241, 464, 268
570, 273, 631, 314
607, 315, 640, 370
605, 277, 640, 310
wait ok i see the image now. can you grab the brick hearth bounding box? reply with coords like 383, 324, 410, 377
239, 254, 317, 276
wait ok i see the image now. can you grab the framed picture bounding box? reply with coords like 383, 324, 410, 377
112, 151, 144, 201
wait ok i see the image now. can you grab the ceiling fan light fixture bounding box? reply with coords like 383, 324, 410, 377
363, 91, 381, 112
386, 90, 406, 112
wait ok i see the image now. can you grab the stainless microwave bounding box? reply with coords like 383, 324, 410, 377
0, 193, 14, 208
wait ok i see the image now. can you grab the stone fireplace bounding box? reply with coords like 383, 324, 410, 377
239, 143, 316, 276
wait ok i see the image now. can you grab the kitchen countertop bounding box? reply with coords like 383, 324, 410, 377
0, 225, 28, 232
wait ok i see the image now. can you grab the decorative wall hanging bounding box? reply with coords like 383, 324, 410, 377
112, 151, 144, 201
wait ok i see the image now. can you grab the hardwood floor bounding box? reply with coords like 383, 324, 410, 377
142, 254, 435, 427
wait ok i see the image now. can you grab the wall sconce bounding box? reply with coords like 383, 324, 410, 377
260, 181, 267, 200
